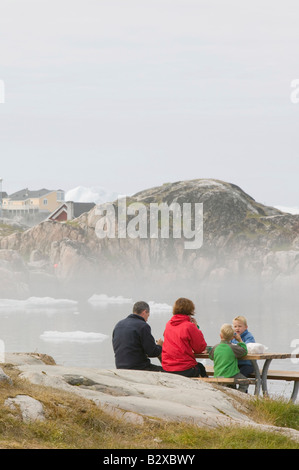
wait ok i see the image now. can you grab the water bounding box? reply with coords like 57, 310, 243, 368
0, 295, 173, 369
0, 293, 298, 401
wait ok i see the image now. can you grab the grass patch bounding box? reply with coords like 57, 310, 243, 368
158, 424, 299, 449
0, 223, 25, 237
250, 397, 299, 430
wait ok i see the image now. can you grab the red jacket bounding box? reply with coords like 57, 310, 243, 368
162, 314, 207, 371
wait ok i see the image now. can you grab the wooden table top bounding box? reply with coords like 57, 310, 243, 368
195, 352, 299, 360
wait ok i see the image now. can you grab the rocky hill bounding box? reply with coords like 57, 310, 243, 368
1, 178, 299, 300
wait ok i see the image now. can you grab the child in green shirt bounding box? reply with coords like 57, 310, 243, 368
209, 323, 248, 393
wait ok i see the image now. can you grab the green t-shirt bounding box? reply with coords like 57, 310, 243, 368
209, 341, 248, 377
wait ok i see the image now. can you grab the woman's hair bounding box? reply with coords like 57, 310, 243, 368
173, 298, 195, 316
220, 323, 234, 341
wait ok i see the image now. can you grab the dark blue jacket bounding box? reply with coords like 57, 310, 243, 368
112, 314, 162, 370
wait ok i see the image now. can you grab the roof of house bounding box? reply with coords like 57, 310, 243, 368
72, 202, 95, 218
48, 201, 95, 220
8, 188, 62, 201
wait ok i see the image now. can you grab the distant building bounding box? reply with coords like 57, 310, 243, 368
2, 188, 65, 224
0, 191, 7, 218
48, 201, 95, 222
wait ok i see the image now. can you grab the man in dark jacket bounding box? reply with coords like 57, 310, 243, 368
112, 301, 163, 371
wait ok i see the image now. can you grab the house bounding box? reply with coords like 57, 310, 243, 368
48, 201, 95, 222
2, 188, 65, 216
0, 191, 8, 217
1, 188, 65, 225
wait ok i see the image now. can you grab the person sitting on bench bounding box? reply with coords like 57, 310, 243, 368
112, 301, 163, 371
231, 315, 255, 378
209, 323, 248, 393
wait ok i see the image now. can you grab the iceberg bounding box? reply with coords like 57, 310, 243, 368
148, 301, 172, 314
65, 186, 119, 205
87, 295, 171, 313
0, 297, 78, 313
87, 294, 133, 306
40, 330, 109, 343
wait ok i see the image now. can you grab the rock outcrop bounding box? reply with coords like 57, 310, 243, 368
1, 353, 299, 443
1, 179, 299, 299
5, 395, 45, 423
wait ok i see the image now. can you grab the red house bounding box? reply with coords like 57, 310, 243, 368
48, 201, 95, 222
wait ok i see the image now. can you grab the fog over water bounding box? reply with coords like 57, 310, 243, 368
0, 283, 298, 400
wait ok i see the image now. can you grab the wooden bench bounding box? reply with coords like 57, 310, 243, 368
193, 377, 255, 386
249, 370, 299, 403
203, 365, 299, 402
205, 365, 215, 376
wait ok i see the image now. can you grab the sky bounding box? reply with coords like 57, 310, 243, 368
1, 0, 299, 208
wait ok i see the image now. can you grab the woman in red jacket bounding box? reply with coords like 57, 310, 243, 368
162, 298, 208, 377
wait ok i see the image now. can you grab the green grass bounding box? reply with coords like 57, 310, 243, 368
157, 424, 299, 449
0, 223, 25, 237
251, 397, 299, 430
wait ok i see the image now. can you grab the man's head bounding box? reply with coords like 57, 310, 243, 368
133, 301, 150, 321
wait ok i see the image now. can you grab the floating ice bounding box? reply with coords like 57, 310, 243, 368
40, 330, 109, 343
87, 295, 171, 313
88, 294, 133, 306
65, 186, 119, 205
0, 297, 78, 313
148, 301, 172, 314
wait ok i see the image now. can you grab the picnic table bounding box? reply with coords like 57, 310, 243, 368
195, 352, 299, 401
